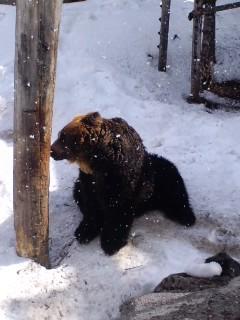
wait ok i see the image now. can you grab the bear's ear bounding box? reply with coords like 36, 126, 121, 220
82, 112, 101, 126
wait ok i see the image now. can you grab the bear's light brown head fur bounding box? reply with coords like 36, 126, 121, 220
51, 112, 104, 173
51, 112, 145, 176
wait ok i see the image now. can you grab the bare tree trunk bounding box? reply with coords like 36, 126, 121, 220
14, 0, 62, 267
190, 0, 204, 102
158, 0, 171, 72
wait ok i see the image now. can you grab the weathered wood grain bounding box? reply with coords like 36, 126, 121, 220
190, 0, 203, 102
0, 0, 86, 4
201, 0, 216, 89
158, 0, 171, 72
14, 0, 62, 267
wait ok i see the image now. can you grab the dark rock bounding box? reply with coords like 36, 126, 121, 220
120, 252, 240, 320
120, 277, 240, 320
154, 273, 230, 293
205, 252, 240, 278
154, 252, 240, 293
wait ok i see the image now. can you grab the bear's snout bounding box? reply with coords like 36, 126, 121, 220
51, 140, 69, 161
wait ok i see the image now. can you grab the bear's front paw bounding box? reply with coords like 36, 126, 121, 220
181, 209, 196, 227
75, 220, 100, 244
100, 234, 127, 255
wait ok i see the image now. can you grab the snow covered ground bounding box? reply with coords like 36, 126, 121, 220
0, 0, 240, 319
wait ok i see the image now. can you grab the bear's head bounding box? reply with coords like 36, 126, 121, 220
51, 112, 104, 174
51, 111, 145, 175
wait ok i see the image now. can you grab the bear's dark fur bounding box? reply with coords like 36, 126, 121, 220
51, 112, 196, 255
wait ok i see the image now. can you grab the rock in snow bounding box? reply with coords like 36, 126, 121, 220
120, 253, 240, 320
120, 277, 240, 320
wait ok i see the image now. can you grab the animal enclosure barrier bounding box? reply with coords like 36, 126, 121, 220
189, 0, 240, 102
158, 0, 240, 103
0, 0, 86, 4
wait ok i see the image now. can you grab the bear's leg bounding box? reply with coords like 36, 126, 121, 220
74, 198, 103, 244
161, 202, 196, 227
100, 212, 134, 255
155, 184, 196, 227
74, 172, 102, 244
151, 156, 196, 227
75, 215, 102, 244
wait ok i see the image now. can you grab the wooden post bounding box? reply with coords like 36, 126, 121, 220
201, 0, 216, 89
158, 0, 171, 72
14, 0, 62, 267
209, 0, 216, 64
190, 0, 204, 102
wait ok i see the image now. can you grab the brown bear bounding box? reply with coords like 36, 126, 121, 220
51, 112, 196, 255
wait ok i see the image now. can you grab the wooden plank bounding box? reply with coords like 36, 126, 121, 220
0, 0, 86, 4
189, 0, 204, 102
14, 0, 62, 267
158, 0, 171, 72
64, 0, 86, 2
189, 1, 240, 20
0, 0, 15, 4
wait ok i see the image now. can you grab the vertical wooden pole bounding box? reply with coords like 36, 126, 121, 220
190, 0, 203, 101
201, 0, 216, 89
158, 0, 171, 72
14, 0, 62, 267
210, 1, 216, 64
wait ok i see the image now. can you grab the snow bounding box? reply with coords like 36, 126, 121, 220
184, 261, 222, 278
0, 0, 240, 319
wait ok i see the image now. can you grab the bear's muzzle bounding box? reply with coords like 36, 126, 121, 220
51, 140, 70, 161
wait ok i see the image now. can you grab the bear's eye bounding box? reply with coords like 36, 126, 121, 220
58, 131, 66, 143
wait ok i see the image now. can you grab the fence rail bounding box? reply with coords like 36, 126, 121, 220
0, 0, 86, 4
189, 1, 240, 20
